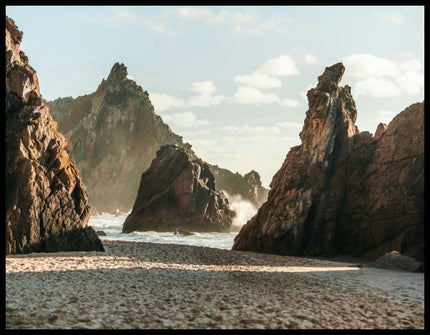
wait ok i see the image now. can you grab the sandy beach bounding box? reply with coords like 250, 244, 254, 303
6, 240, 424, 329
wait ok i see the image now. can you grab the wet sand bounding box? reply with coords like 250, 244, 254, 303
6, 240, 424, 329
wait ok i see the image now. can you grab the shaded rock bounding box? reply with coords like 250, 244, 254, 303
122, 145, 236, 233
232, 63, 424, 263
174, 229, 195, 236
96, 231, 107, 236
5, 16, 104, 254
367, 251, 424, 273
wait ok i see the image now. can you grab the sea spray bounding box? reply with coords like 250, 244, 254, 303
222, 191, 258, 232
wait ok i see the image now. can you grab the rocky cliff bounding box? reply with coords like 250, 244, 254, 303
48, 64, 268, 212
47, 63, 191, 212
5, 16, 104, 254
232, 63, 424, 262
122, 145, 236, 233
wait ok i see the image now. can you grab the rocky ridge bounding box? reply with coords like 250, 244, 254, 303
232, 63, 424, 262
48, 63, 268, 212
5, 16, 104, 254
122, 145, 236, 233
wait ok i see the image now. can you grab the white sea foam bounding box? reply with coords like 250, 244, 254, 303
88, 212, 238, 250
222, 191, 258, 231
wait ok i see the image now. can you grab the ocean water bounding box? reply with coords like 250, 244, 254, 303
88, 193, 258, 250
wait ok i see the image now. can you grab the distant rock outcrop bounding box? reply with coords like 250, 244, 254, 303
233, 63, 424, 263
209, 165, 268, 207
48, 63, 268, 212
122, 145, 236, 233
5, 16, 104, 254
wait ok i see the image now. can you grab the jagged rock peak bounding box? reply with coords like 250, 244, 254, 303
107, 62, 128, 83
315, 62, 345, 93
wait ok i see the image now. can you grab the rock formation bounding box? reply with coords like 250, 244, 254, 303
47, 63, 191, 212
5, 16, 104, 254
209, 165, 268, 207
232, 63, 424, 263
48, 64, 268, 212
122, 145, 236, 233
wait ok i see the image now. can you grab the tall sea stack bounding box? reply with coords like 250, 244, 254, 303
5, 16, 104, 254
233, 63, 424, 262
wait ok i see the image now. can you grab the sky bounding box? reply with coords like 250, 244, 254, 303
6, 6, 424, 188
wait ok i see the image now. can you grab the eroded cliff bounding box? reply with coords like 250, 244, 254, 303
5, 16, 104, 254
232, 63, 424, 262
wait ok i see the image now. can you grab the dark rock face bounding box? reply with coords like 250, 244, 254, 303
47, 63, 191, 212
209, 165, 268, 207
232, 63, 424, 263
122, 145, 236, 233
5, 16, 104, 254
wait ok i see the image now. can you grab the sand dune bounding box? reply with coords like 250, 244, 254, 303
6, 240, 424, 329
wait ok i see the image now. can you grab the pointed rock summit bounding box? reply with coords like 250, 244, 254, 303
48, 63, 192, 212
233, 63, 424, 263
5, 16, 104, 254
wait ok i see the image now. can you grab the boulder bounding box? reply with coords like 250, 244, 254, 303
367, 251, 423, 273
232, 63, 424, 263
5, 16, 104, 254
122, 145, 236, 233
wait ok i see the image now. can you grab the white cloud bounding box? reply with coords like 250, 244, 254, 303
234, 72, 282, 89
233, 86, 280, 104
379, 13, 405, 25
187, 81, 227, 107
394, 71, 424, 95
343, 53, 424, 98
76, 7, 175, 34
240, 125, 281, 135
399, 58, 423, 72
162, 111, 211, 127
76, 7, 139, 27
304, 54, 318, 64
343, 53, 401, 78
280, 98, 299, 108
149, 92, 185, 111
257, 55, 299, 76
276, 121, 302, 129
174, 7, 290, 35
354, 77, 402, 98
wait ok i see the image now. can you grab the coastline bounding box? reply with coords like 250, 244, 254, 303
6, 240, 424, 329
